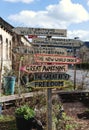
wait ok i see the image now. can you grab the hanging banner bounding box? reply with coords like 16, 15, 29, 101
20, 64, 68, 73
34, 54, 81, 64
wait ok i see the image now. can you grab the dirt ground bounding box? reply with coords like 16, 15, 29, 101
1, 93, 89, 130
59, 94, 89, 130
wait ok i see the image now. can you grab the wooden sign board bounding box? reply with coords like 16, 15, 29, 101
12, 46, 67, 55
34, 54, 80, 64
12, 46, 33, 54
34, 72, 70, 80
33, 47, 67, 56
20, 64, 68, 73
32, 38, 83, 47
13, 27, 67, 37
28, 80, 64, 88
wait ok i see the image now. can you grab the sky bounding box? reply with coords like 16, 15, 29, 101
0, 0, 89, 41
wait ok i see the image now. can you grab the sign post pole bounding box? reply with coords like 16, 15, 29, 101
73, 49, 76, 90
74, 64, 76, 90
47, 88, 52, 130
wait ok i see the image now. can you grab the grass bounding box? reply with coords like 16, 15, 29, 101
0, 115, 17, 130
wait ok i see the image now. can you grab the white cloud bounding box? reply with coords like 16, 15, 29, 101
87, 0, 89, 6
4, 0, 34, 4
47, 0, 89, 23
67, 30, 89, 41
8, 0, 89, 40
8, 0, 89, 28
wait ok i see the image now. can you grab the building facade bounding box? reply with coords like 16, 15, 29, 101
0, 17, 31, 84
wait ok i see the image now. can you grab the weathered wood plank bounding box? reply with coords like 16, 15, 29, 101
0, 92, 33, 103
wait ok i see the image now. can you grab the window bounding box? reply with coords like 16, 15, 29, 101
9, 41, 12, 60
6, 38, 8, 59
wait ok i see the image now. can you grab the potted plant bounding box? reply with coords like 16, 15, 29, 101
15, 104, 43, 130
15, 104, 35, 130
15, 104, 35, 119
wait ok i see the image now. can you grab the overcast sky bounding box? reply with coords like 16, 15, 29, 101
0, 0, 89, 41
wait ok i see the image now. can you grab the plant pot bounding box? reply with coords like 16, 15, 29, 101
16, 116, 43, 130
3, 76, 16, 95
16, 116, 34, 130
0, 104, 2, 115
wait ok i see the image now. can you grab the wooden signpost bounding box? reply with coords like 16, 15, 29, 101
32, 37, 83, 47
13, 27, 81, 130
20, 64, 68, 73
12, 46, 67, 55
28, 80, 64, 88
13, 27, 67, 37
33, 47, 67, 56
26, 73, 70, 88
34, 73, 70, 80
34, 54, 80, 64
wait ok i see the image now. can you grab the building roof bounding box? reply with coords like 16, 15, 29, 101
0, 17, 30, 43
84, 41, 89, 48
0, 17, 14, 34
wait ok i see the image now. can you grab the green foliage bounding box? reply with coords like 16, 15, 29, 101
0, 115, 15, 122
0, 115, 17, 130
15, 105, 35, 120
55, 110, 79, 130
3, 66, 16, 77
64, 81, 74, 90
60, 113, 79, 130
66, 124, 74, 130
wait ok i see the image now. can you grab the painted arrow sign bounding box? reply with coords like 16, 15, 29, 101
34, 54, 81, 64
34, 72, 70, 80
27, 80, 64, 88
20, 64, 68, 73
